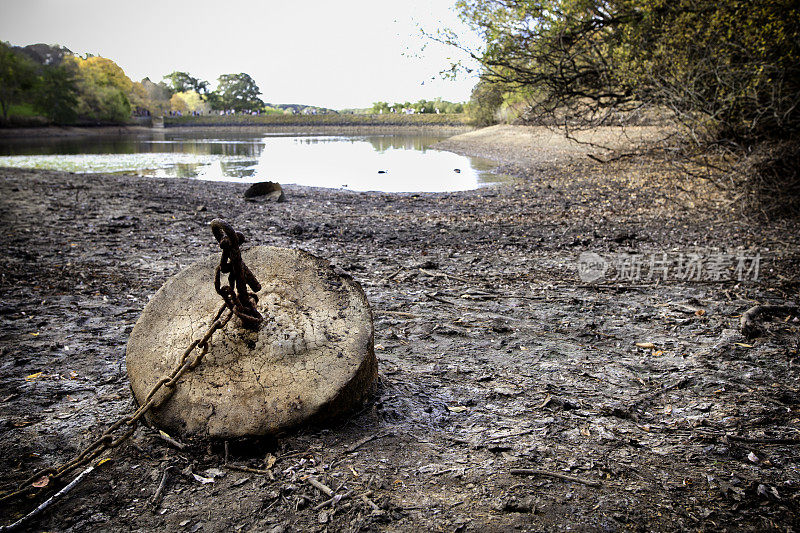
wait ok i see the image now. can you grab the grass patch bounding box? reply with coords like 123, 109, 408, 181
7, 103, 41, 118
0, 104, 50, 127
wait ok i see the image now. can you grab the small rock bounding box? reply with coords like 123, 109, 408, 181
496, 496, 536, 513
204, 467, 225, 479
414, 260, 439, 270
243, 181, 285, 202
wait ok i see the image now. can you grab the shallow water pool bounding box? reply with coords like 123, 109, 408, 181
0, 131, 512, 193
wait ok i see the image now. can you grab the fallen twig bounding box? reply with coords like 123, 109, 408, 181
313, 490, 356, 511
486, 428, 538, 442
631, 378, 691, 409
149, 466, 173, 509
510, 468, 602, 488
383, 267, 404, 282
361, 493, 382, 512
345, 432, 395, 454
425, 292, 455, 306
419, 268, 471, 284
225, 464, 275, 479
156, 430, 186, 451
740, 304, 798, 338
307, 477, 334, 497
575, 284, 651, 291
377, 310, 423, 318
277, 449, 315, 460
0, 465, 96, 532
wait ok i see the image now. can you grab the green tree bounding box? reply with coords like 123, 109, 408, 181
212, 73, 263, 112
63, 55, 133, 122
34, 65, 78, 123
446, 0, 800, 212
163, 71, 209, 97
372, 101, 390, 114
173, 91, 207, 112
130, 78, 171, 116
0, 42, 36, 120
466, 78, 505, 125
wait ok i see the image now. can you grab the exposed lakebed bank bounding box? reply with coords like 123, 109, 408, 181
1, 125, 799, 531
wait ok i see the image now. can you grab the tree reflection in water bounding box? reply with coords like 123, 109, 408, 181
0, 132, 512, 192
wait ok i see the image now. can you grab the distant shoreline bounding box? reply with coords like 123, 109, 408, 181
0, 125, 153, 139
0, 112, 472, 139
0, 123, 473, 140
164, 124, 474, 136
163, 113, 469, 128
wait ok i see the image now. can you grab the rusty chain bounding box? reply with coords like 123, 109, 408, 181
0, 219, 262, 509
210, 219, 263, 329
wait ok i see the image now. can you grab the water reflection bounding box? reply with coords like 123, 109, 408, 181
0, 132, 512, 192
291, 134, 442, 154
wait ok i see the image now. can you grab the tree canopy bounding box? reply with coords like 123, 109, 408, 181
163, 71, 210, 97
443, 0, 800, 212
212, 73, 264, 111
371, 99, 464, 114
62, 55, 134, 122
0, 43, 274, 124
33, 65, 79, 123
0, 42, 37, 120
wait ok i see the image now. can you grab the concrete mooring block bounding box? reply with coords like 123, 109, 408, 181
126, 246, 376, 438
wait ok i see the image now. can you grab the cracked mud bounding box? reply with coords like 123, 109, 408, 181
1, 125, 799, 531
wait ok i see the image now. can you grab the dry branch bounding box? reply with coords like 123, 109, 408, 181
0, 465, 96, 532
510, 468, 602, 488
740, 305, 798, 338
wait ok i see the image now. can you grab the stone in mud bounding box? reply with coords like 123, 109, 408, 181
244, 181, 285, 202
126, 246, 376, 438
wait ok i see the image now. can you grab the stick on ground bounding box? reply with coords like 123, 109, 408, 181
740, 304, 798, 338
313, 490, 357, 511
306, 477, 334, 497
345, 432, 395, 454
0, 465, 96, 532
510, 468, 602, 488
149, 466, 173, 509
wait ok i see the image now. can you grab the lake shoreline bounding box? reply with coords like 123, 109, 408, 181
0, 124, 154, 139
0, 123, 473, 140
2, 125, 799, 531
0, 126, 490, 190
165, 124, 473, 136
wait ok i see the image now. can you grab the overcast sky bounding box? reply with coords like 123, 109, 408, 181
0, 0, 482, 109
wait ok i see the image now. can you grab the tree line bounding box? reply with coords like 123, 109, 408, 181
0, 42, 268, 124
371, 99, 464, 115
1, 42, 469, 126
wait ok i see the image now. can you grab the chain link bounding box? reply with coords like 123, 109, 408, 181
210, 219, 263, 329
0, 220, 261, 509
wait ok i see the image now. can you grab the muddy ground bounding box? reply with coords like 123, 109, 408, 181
1, 125, 799, 532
